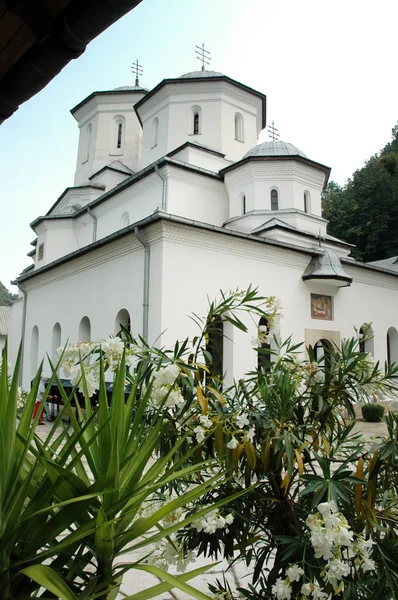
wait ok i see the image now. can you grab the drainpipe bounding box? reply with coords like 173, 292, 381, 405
154, 164, 167, 211
134, 227, 150, 342
87, 207, 97, 242
17, 284, 27, 387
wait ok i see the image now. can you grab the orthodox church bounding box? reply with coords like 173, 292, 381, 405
8, 62, 398, 388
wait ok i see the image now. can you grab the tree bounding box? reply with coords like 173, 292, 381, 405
322, 124, 398, 262
0, 281, 17, 305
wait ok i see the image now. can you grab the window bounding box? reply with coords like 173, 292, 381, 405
153, 117, 159, 147
85, 123, 92, 162
117, 122, 123, 149
358, 324, 374, 355
387, 327, 398, 366
121, 211, 130, 228
78, 316, 91, 342
30, 325, 39, 379
235, 113, 244, 142
205, 315, 224, 381
257, 317, 271, 373
193, 112, 200, 135
52, 322, 61, 360
115, 309, 131, 335
314, 339, 333, 375
304, 192, 310, 213
271, 189, 279, 211
242, 194, 247, 215
38, 243, 44, 261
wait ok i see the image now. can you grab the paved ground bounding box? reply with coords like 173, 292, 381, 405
35, 418, 388, 598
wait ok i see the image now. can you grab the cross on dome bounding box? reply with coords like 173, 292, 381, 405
195, 43, 211, 71
268, 121, 280, 142
130, 58, 143, 86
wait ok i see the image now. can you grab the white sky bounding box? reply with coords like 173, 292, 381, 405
1, 0, 397, 292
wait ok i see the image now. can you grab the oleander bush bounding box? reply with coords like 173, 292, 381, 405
2, 287, 398, 600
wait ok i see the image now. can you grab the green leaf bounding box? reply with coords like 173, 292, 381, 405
20, 565, 79, 600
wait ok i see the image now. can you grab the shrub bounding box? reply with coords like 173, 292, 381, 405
362, 402, 385, 422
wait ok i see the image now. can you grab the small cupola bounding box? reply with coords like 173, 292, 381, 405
302, 248, 352, 287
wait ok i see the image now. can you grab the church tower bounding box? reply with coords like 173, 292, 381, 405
71, 84, 147, 186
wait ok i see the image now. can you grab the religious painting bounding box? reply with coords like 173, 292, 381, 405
310, 293, 333, 321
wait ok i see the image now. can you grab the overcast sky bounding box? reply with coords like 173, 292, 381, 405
1, 0, 397, 292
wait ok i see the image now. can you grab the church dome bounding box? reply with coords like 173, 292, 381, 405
179, 70, 224, 79
113, 85, 148, 92
243, 141, 307, 159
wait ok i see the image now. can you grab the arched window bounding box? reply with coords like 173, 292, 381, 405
257, 317, 271, 373
193, 112, 200, 135
30, 325, 39, 379
359, 324, 374, 356
153, 117, 159, 147
85, 123, 92, 162
241, 194, 247, 215
52, 322, 61, 361
235, 113, 244, 142
271, 189, 279, 211
314, 339, 333, 374
115, 309, 131, 335
304, 191, 310, 213
205, 315, 223, 380
117, 122, 123, 149
121, 211, 130, 228
387, 327, 398, 366
78, 316, 91, 342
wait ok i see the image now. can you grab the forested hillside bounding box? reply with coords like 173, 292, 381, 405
0, 281, 17, 305
322, 125, 398, 261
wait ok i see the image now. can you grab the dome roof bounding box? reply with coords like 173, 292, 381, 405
113, 85, 148, 92
179, 70, 224, 79
243, 141, 307, 159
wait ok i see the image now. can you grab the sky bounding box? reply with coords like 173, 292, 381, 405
1, 0, 398, 292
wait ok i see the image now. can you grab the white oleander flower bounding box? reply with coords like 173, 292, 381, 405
227, 437, 239, 449
199, 414, 213, 428
193, 426, 206, 443
236, 413, 250, 428
323, 557, 350, 587
301, 582, 312, 596
246, 428, 255, 442
286, 564, 304, 583
271, 578, 292, 600
154, 364, 180, 386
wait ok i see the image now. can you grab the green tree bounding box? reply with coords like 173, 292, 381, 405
0, 281, 17, 305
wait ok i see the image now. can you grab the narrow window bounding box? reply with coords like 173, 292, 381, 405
52, 322, 61, 361
78, 316, 91, 342
314, 339, 333, 375
242, 194, 247, 215
271, 189, 279, 211
235, 113, 244, 142
304, 192, 310, 213
153, 117, 159, 147
193, 112, 200, 135
359, 327, 365, 354
115, 309, 131, 335
117, 122, 123, 149
30, 325, 39, 379
387, 327, 398, 366
205, 315, 223, 381
257, 317, 271, 373
38, 243, 44, 261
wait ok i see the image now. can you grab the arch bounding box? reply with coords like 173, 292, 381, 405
114, 309, 131, 335
112, 115, 125, 153
52, 322, 61, 360
153, 117, 159, 147
270, 188, 279, 211
78, 316, 91, 342
205, 315, 223, 380
235, 112, 244, 142
304, 191, 310, 214
30, 325, 39, 379
85, 123, 92, 162
191, 106, 202, 135
241, 193, 247, 215
387, 327, 398, 366
359, 324, 374, 356
121, 211, 130, 228
257, 317, 271, 373
314, 338, 333, 374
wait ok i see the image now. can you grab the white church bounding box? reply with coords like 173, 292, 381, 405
8, 63, 398, 388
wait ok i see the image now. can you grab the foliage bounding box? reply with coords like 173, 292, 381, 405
322, 124, 398, 262
0, 281, 16, 306
361, 403, 385, 422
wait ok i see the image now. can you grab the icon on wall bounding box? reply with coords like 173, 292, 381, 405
311, 293, 333, 320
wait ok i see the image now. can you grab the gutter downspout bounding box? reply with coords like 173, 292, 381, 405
134, 227, 150, 342
154, 164, 167, 211
87, 208, 97, 242
18, 285, 27, 387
